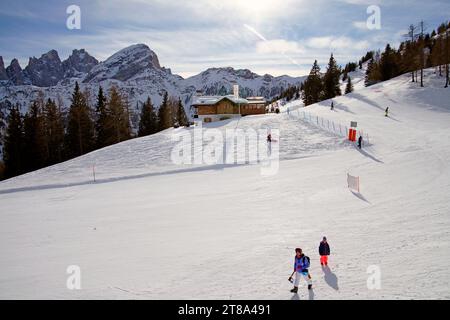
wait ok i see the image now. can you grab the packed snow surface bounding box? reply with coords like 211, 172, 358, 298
0, 69, 449, 299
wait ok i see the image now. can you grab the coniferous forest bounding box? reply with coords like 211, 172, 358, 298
0, 83, 189, 180
275, 20, 450, 107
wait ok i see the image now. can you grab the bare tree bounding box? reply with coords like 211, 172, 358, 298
405, 24, 419, 82
419, 20, 427, 87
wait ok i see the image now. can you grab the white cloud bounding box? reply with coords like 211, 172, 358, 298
306, 36, 370, 50
256, 39, 305, 55
353, 21, 368, 30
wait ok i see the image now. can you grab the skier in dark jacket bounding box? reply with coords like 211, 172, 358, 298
385, 107, 389, 117
358, 135, 363, 149
288, 248, 312, 293
319, 237, 331, 266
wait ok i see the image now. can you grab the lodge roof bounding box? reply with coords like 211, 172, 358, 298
192, 95, 263, 106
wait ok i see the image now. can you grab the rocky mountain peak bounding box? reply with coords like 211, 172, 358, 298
83, 44, 162, 83
0, 43, 304, 121
62, 49, 99, 78
200, 67, 260, 80
6, 58, 27, 85
0, 56, 8, 80
25, 50, 63, 87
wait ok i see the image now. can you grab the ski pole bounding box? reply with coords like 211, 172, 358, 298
288, 271, 295, 282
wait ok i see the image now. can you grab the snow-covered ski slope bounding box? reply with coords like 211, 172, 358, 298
1, 69, 450, 299
340, 64, 368, 93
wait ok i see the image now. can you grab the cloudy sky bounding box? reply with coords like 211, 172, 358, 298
0, 0, 449, 78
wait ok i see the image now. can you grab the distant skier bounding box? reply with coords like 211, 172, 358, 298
319, 237, 331, 266
358, 135, 363, 149
331, 101, 334, 111
267, 133, 272, 143
287, 107, 290, 115
385, 107, 389, 117
288, 248, 312, 293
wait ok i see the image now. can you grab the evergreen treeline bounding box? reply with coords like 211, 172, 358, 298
365, 21, 450, 87
345, 76, 354, 94
270, 85, 302, 104
297, 20, 449, 106
1, 82, 190, 180
342, 62, 358, 81
301, 54, 343, 106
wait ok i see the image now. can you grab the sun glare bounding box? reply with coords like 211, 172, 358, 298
227, 0, 290, 19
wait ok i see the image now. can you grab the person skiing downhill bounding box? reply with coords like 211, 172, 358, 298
385, 107, 389, 117
288, 248, 312, 293
267, 133, 272, 143
319, 237, 331, 266
331, 101, 334, 111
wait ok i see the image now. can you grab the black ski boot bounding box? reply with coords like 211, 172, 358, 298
290, 286, 298, 293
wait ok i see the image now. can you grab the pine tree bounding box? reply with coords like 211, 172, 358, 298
43, 98, 65, 165
122, 94, 133, 138
158, 92, 172, 130
0, 100, 9, 150
365, 58, 382, 87
168, 96, 179, 127
3, 105, 25, 178
176, 98, 189, 127
322, 54, 342, 100
302, 60, 323, 106
23, 100, 47, 171
106, 86, 131, 145
379, 44, 399, 81
65, 82, 94, 158
138, 97, 158, 136
365, 59, 373, 87
345, 76, 354, 94
0, 161, 4, 180
295, 87, 300, 100
431, 34, 444, 77
95, 86, 109, 148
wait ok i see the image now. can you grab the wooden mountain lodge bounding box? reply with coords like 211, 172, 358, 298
192, 85, 266, 122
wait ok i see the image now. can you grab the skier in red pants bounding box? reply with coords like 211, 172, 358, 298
319, 236, 330, 266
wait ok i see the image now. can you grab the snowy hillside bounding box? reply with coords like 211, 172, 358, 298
0, 69, 449, 299
340, 63, 368, 93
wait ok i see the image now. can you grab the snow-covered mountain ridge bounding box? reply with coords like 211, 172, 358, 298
0, 44, 305, 120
